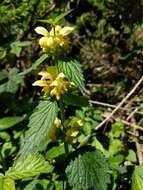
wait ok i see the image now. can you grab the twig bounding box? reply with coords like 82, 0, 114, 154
89, 100, 143, 115
114, 118, 143, 132
126, 107, 138, 121
95, 76, 143, 130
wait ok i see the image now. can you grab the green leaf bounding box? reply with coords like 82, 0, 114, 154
66, 150, 110, 190
10, 41, 32, 57
0, 70, 7, 81
1, 142, 16, 158
0, 68, 24, 94
126, 149, 137, 163
19, 100, 58, 158
23, 179, 50, 190
38, 18, 54, 24
0, 176, 15, 190
0, 116, 24, 130
108, 139, 123, 156
92, 137, 108, 156
20, 54, 48, 75
6, 154, 53, 180
46, 144, 65, 159
109, 154, 124, 168
57, 60, 85, 92
132, 166, 143, 190
39, 10, 72, 25
111, 122, 124, 138
53, 11, 72, 24
63, 94, 89, 107
0, 47, 6, 59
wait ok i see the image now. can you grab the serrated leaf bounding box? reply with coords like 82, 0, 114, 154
6, 154, 53, 180
131, 166, 143, 190
19, 100, 58, 158
20, 54, 48, 75
66, 150, 110, 190
0, 176, 15, 190
57, 60, 85, 92
0, 116, 24, 130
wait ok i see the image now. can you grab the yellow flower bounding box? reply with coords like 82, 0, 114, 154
33, 68, 69, 99
65, 120, 83, 143
50, 73, 69, 100
48, 117, 61, 141
34, 25, 74, 52
32, 66, 57, 96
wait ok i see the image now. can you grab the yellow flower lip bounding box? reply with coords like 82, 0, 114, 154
60, 26, 74, 36
34, 26, 49, 36
32, 80, 48, 87
38, 71, 53, 80
57, 72, 66, 79
49, 25, 74, 36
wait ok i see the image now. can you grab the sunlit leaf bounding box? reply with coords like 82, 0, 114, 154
19, 100, 58, 158
57, 60, 85, 92
132, 166, 143, 190
0, 116, 24, 130
0, 176, 15, 190
6, 154, 53, 179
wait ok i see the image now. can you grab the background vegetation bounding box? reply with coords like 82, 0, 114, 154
1, 0, 143, 189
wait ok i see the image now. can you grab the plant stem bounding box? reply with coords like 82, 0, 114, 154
59, 100, 69, 155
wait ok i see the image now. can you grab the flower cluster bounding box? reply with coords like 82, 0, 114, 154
48, 117, 61, 141
35, 25, 74, 53
33, 67, 69, 100
48, 118, 83, 143
65, 120, 83, 143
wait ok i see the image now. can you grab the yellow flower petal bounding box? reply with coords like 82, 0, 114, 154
32, 80, 48, 87
50, 25, 62, 36
39, 37, 49, 48
42, 86, 50, 95
57, 72, 66, 79
34, 26, 49, 36
60, 26, 74, 36
54, 117, 61, 128
46, 37, 55, 46
66, 128, 79, 137
38, 71, 53, 80
50, 80, 59, 87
